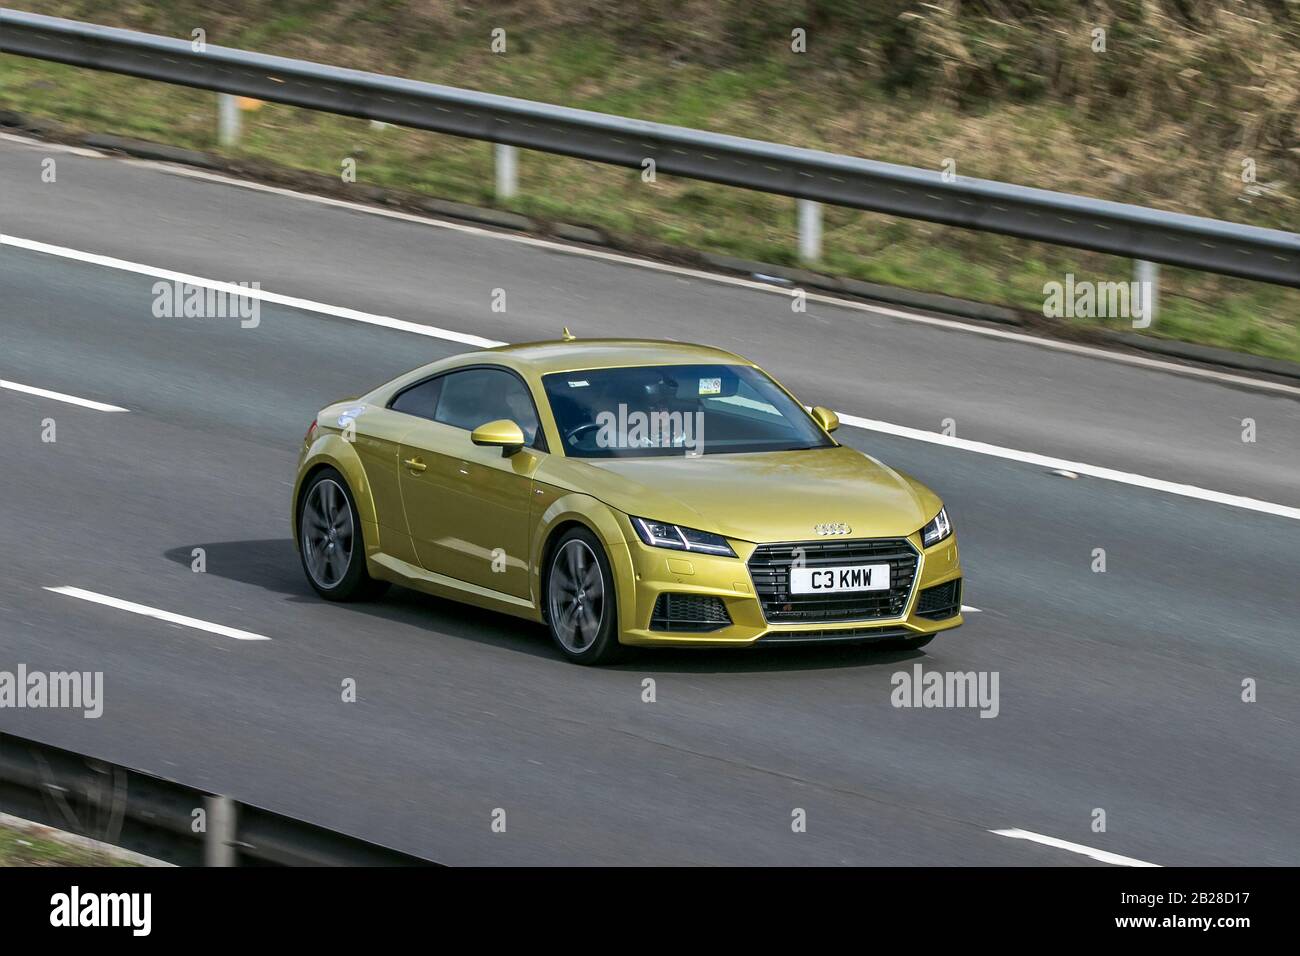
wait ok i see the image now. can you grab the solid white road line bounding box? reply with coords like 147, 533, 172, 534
4, 233, 1299, 523
961, 605, 981, 613
0, 379, 128, 412
839, 412, 1300, 522
990, 828, 1161, 867
44, 586, 271, 641
4, 134, 1299, 395
103, 158, 1300, 400
0, 234, 505, 349
0, 132, 106, 158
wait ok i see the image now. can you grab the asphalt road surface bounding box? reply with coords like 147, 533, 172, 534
1, 135, 1297, 865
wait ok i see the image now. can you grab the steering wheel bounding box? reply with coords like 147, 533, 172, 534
564, 421, 604, 446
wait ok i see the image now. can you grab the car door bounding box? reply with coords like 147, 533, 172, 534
396, 366, 544, 600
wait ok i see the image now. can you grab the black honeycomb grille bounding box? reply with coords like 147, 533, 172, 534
650, 593, 732, 632
916, 578, 962, 620
747, 538, 918, 624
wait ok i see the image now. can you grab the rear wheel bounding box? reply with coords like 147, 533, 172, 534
298, 468, 389, 601
545, 527, 623, 665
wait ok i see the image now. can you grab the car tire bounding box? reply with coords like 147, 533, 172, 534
298, 467, 389, 602
545, 526, 623, 665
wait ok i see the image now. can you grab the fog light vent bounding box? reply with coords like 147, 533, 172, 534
650, 594, 731, 632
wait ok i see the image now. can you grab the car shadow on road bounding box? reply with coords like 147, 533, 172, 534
611, 643, 930, 675
163, 538, 932, 673
163, 538, 561, 662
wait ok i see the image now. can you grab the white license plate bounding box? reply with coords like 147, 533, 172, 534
789, 564, 891, 594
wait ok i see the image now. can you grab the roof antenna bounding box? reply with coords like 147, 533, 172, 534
561, 327, 576, 341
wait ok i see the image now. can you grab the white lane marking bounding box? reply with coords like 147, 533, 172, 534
0, 132, 105, 158
0, 235, 505, 349
0, 379, 128, 412
990, 828, 1161, 867
44, 586, 271, 641
4, 136, 1297, 395
961, 605, 981, 613
839, 412, 1300, 522
4, 234, 1299, 523
108, 159, 1300, 399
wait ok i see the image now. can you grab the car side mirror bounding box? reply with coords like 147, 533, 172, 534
471, 419, 526, 454
810, 406, 839, 433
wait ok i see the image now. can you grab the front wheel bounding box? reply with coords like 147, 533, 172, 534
545, 527, 623, 665
298, 467, 389, 602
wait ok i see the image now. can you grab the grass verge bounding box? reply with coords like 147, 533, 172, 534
0, 815, 146, 866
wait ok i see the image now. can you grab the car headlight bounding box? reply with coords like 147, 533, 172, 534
631, 516, 736, 557
920, 507, 953, 548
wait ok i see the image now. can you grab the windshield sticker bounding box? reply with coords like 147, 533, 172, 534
568, 380, 590, 388
698, 377, 722, 396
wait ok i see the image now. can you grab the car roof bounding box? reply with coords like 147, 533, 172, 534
480, 338, 754, 375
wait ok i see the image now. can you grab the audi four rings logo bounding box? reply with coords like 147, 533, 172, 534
814, 522, 851, 536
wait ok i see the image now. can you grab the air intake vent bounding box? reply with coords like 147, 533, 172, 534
915, 579, 962, 620
650, 593, 732, 632
759, 625, 912, 645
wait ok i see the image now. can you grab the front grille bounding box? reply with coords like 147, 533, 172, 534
747, 538, 919, 624
916, 578, 962, 620
650, 593, 732, 632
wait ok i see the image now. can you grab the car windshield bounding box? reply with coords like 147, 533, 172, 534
541, 363, 835, 458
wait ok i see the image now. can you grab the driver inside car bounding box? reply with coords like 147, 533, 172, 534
503, 384, 540, 446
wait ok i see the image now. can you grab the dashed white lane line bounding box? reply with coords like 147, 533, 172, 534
839, 412, 1300, 522
0, 234, 504, 349
4, 233, 1299, 523
44, 586, 271, 641
961, 605, 981, 613
0, 379, 128, 412
990, 828, 1161, 867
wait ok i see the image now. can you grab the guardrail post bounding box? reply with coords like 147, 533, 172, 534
494, 143, 518, 200
204, 794, 237, 866
798, 199, 822, 263
1134, 259, 1159, 327
217, 93, 241, 147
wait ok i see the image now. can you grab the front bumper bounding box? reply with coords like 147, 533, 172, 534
610, 518, 964, 648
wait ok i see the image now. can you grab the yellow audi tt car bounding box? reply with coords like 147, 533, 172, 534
293, 338, 962, 663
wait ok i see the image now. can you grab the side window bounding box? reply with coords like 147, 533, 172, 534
435, 368, 544, 449
389, 376, 443, 420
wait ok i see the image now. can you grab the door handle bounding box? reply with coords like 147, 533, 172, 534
403, 456, 427, 473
